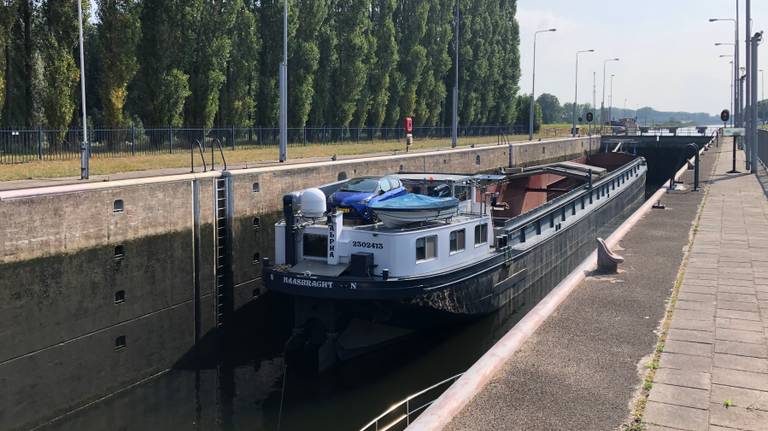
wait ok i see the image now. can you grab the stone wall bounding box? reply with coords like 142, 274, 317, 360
0, 136, 591, 430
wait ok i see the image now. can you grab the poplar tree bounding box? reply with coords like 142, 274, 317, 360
307, 12, 337, 127
256, 0, 296, 127
38, 0, 85, 136
0, 2, 12, 119
415, 0, 452, 126
289, 0, 328, 128
95, 0, 141, 128
394, 0, 428, 120
366, 0, 397, 128
332, 0, 372, 128
218, 0, 260, 127
3, 0, 36, 127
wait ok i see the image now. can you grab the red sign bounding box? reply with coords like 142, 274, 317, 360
403, 117, 413, 134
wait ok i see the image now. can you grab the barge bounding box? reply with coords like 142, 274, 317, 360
263, 152, 647, 369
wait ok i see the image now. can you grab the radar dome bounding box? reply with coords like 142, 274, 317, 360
300, 188, 326, 218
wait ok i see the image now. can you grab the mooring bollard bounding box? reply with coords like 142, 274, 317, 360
686, 143, 699, 191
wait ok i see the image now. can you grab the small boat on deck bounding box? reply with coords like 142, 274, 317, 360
370, 193, 459, 227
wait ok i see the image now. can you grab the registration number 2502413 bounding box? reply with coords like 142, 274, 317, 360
352, 241, 383, 250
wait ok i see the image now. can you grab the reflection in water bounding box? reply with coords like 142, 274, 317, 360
40, 283, 539, 431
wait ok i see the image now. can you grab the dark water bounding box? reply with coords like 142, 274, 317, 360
41, 177, 664, 431
41, 284, 540, 431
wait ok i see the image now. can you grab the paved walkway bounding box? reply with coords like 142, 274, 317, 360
644, 141, 768, 430
444, 142, 717, 429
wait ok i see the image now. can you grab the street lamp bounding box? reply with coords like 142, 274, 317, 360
721, 54, 735, 125
710, 14, 739, 126
528, 28, 557, 141
279, 0, 288, 162
609, 73, 615, 123
572, 49, 595, 137
601, 58, 620, 129
77, 0, 88, 179
451, 0, 459, 148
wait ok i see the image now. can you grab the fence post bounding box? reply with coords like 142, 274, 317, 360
130, 123, 136, 156
231, 126, 236, 150
37, 128, 43, 160
169, 127, 174, 154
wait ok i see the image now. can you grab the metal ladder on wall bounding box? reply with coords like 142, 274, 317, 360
214, 176, 233, 329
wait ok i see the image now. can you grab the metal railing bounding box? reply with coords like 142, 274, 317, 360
0, 125, 533, 165
359, 373, 463, 431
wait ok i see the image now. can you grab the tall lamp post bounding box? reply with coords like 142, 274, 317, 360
278, 0, 288, 162
601, 57, 619, 131
572, 49, 595, 137
710, 16, 739, 127
528, 28, 557, 140
721, 54, 735, 126
608, 73, 615, 123
77, 0, 89, 179
451, 0, 459, 148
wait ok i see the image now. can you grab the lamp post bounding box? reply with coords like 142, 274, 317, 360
601, 58, 619, 131
451, 0, 459, 148
750, 31, 762, 172
608, 73, 615, 124
721, 55, 735, 126
572, 49, 595, 137
528, 28, 556, 140
710, 16, 739, 127
278, 0, 288, 162
77, 0, 89, 179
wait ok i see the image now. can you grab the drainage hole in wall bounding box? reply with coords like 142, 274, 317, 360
114, 290, 126, 304
252, 182, 260, 192
114, 245, 125, 260
252, 217, 261, 229
114, 335, 126, 350
113, 199, 124, 213
253, 252, 261, 264
337, 171, 348, 181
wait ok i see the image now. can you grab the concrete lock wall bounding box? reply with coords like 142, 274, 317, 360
0, 136, 591, 430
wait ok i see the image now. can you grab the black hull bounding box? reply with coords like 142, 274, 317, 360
264, 169, 646, 327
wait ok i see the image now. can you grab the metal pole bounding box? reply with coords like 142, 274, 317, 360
77, 0, 89, 179
278, 0, 288, 162
730, 61, 735, 127
528, 29, 555, 141
745, 0, 751, 159
572, 49, 594, 137
736, 2, 740, 127
751, 32, 762, 173
609, 74, 615, 123
451, 0, 458, 148
600, 58, 619, 132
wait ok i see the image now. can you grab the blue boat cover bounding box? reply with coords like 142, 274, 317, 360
370, 193, 459, 211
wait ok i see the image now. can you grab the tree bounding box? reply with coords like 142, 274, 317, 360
218, 0, 260, 127
414, 0, 451, 126
96, 0, 141, 128
3, 0, 37, 127
289, 0, 328, 128
536, 93, 561, 124
365, 0, 397, 128
514, 94, 541, 133
38, 0, 86, 135
0, 1, 13, 120
393, 0, 428, 122
308, 12, 337, 126
331, 0, 372, 127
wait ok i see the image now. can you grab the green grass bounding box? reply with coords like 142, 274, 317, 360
0, 125, 574, 181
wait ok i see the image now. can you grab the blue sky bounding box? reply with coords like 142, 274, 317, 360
518, 0, 768, 114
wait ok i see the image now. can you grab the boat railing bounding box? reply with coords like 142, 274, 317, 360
358, 373, 463, 431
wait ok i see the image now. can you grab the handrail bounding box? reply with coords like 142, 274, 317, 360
213, 137, 228, 171
192, 139, 207, 172
359, 373, 463, 431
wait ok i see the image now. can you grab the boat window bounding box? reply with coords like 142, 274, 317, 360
450, 229, 466, 254
416, 235, 438, 261
339, 178, 379, 192
474, 224, 488, 246
303, 233, 328, 258
380, 178, 392, 192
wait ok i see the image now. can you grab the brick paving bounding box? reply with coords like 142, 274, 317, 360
644, 141, 768, 431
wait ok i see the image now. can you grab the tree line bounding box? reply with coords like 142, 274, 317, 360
0, 0, 525, 132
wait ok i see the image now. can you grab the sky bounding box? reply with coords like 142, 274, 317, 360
517, 0, 768, 115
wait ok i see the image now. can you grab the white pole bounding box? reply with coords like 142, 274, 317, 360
279, 0, 288, 162
77, 0, 89, 179
572, 50, 594, 137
